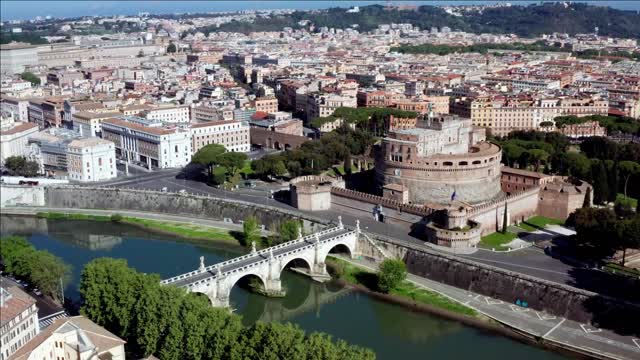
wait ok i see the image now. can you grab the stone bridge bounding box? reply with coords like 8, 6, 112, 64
161, 217, 359, 307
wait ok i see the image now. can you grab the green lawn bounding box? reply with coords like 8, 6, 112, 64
603, 262, 640, 278
122, 217, 237, 243
479, 232, 517, 249
239, 160, 254, 177
37, 212, 111, 221
616, 193, 638, 208
521, 216, 564, 230
327, 257, 478, 317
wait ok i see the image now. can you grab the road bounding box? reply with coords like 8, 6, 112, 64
77, 171, 623, 298
338, 255, 640, 360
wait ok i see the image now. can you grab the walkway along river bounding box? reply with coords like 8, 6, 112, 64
0, 215, 567, 360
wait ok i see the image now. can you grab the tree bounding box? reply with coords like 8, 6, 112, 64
528, 149, 549, 172
4, 156, 26, 173
343, 153, 352, 175
279, 220, 300, 243
501, 202, 509, 234
216, 152, 248, 180
573, 208, 619, 258
582, 187, 591, 208
211, 166, 227, 185
616, 217, 640, 265
20, 71, 40, 85
191, 144, 226, 177
590, 160, 609, 204
377, 258, 407, 293
243, 216, 261, 247
619, 161, 640, 198
167, 42, 177, 53
606, 160, 619, 203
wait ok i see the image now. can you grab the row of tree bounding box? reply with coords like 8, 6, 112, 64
310, 107, 417, 137
0, 236, 71, 302
554, 115, 640, 136
252, 126, 374, 179
569, 208, 640, 264
242, 216, 302, 247
80, 258, 375, 360
496, 131, 640, 206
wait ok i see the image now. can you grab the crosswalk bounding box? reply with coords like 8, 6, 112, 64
39, 311, 68, 329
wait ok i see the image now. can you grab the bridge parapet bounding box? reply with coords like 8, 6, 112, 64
162, 225, 347, 286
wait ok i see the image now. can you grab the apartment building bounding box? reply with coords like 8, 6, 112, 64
357, 90, 405, 108
190, 120, 250, 153
27, 100, 44, 129
0, 43, 39, 75
0, 97, 29, 122
306, 93, 357, 119
192, 105, 234, 122
142, 105, 190, 124
7, 316, 125, 360
0, 281, 39, 360
101, 117, 192, 169
72, 111, 122, 137
41, 97, 66, 128
0, 121, 39, 166
66, 138, 117, 182
253, 96, 279, 114
451, 96, 608, 136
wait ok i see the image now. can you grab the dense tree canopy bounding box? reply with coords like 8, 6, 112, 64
0, 236, 70, 302
377, 258, 407, 293
80, 258, 375, 360
3, 156, 40, 177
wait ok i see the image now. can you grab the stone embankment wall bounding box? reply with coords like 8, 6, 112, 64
0, 185, 45, 207
357, 234, 640, 335
44, 186, 331, 232
469, 187, 539, 234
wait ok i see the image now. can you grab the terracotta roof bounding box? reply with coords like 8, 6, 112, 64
0, 122, 39, 136
501, 167, 547, 179
0, 282, 36, 327
191, 120, 238, 128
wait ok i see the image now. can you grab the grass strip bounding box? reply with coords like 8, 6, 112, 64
327, 257, 478, 318
479, 232, 517, 249
522, 216, 564, 229
35, 212, 238, 243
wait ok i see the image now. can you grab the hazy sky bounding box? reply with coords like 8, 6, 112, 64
1, 1, 639, 21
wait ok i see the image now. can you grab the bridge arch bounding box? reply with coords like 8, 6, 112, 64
280, 256, 313, 276
320, 241, 355, 264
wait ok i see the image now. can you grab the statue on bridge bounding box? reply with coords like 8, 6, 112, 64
297, 226, 303, 240
338, 216, 343, 228
251, 241, 257, 254
199, 256, 205, 272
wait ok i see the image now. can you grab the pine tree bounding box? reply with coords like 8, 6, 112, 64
582, 187, 592, 208
501, 202, 509, 234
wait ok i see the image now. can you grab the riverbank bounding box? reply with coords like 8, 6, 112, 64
34, 211, 243, 245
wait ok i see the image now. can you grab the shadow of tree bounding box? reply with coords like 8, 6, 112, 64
354, 271, 380, 292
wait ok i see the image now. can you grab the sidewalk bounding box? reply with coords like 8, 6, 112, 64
337, 256, 640, 360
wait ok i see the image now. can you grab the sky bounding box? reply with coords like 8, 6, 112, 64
1, 1, 639, 21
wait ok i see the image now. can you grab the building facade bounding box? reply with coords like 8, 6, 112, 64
0, 122, 39, 166
66, 138, 117, 182
1, 281, 39, 360
190, 120, 250, 153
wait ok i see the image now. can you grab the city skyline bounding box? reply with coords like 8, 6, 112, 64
2, 0, 640, 21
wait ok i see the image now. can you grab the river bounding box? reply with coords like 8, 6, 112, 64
0, 215, 568, 360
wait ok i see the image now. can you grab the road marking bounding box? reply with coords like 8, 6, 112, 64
463, 257, 569, 276
580, 324, 602, 334
535, 311, 557, 321
463, 300, 471, 305
542, 318, 566, 338
484, 296, 503, 305
632, 338, 640, 349
473, 294, 482, 300
509, 304, 530, 313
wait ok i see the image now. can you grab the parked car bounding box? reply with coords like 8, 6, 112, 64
161, 187, 168, 192
33, 288, 42, 296
178, 189, 186, 194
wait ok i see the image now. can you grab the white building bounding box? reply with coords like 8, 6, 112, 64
0, 281, 39, 360
0, 121, 39, 166
72, 111, 122, 137
0, 43, 39, 75
190, 120, 250, 154
66, 138, 117, 182
101, 117, 192, 169
142, 105, 190, 124
1, 97, 30, 122
7, 316, 125, 360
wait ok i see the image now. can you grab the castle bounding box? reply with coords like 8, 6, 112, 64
374, 114, 503, 205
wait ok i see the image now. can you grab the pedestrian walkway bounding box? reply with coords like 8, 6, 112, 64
338, 256, 640, 360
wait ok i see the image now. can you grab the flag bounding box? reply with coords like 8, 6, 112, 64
451, 191, 457, 201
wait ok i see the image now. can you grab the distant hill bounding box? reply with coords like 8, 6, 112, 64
208, 3, 640, 38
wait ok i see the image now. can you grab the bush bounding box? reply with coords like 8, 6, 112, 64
377, 258, 407, 293
110, 214, 123, 222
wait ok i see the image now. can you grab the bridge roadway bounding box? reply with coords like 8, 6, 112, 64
163, 226, 353, 288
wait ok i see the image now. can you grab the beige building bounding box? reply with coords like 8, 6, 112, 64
66, 138, 117, 182
72, 111, 122, 137
451, 96, 608, 137
8, 316, 125, 360
306, 93, 357, 119
192, 105, 234, 123
253, 96, 279, 114
0, 43, 39, 75
142, 105, 190, 124
1, 281, 39, 360
0, 121, 39, 166
190, 120, 250, 153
